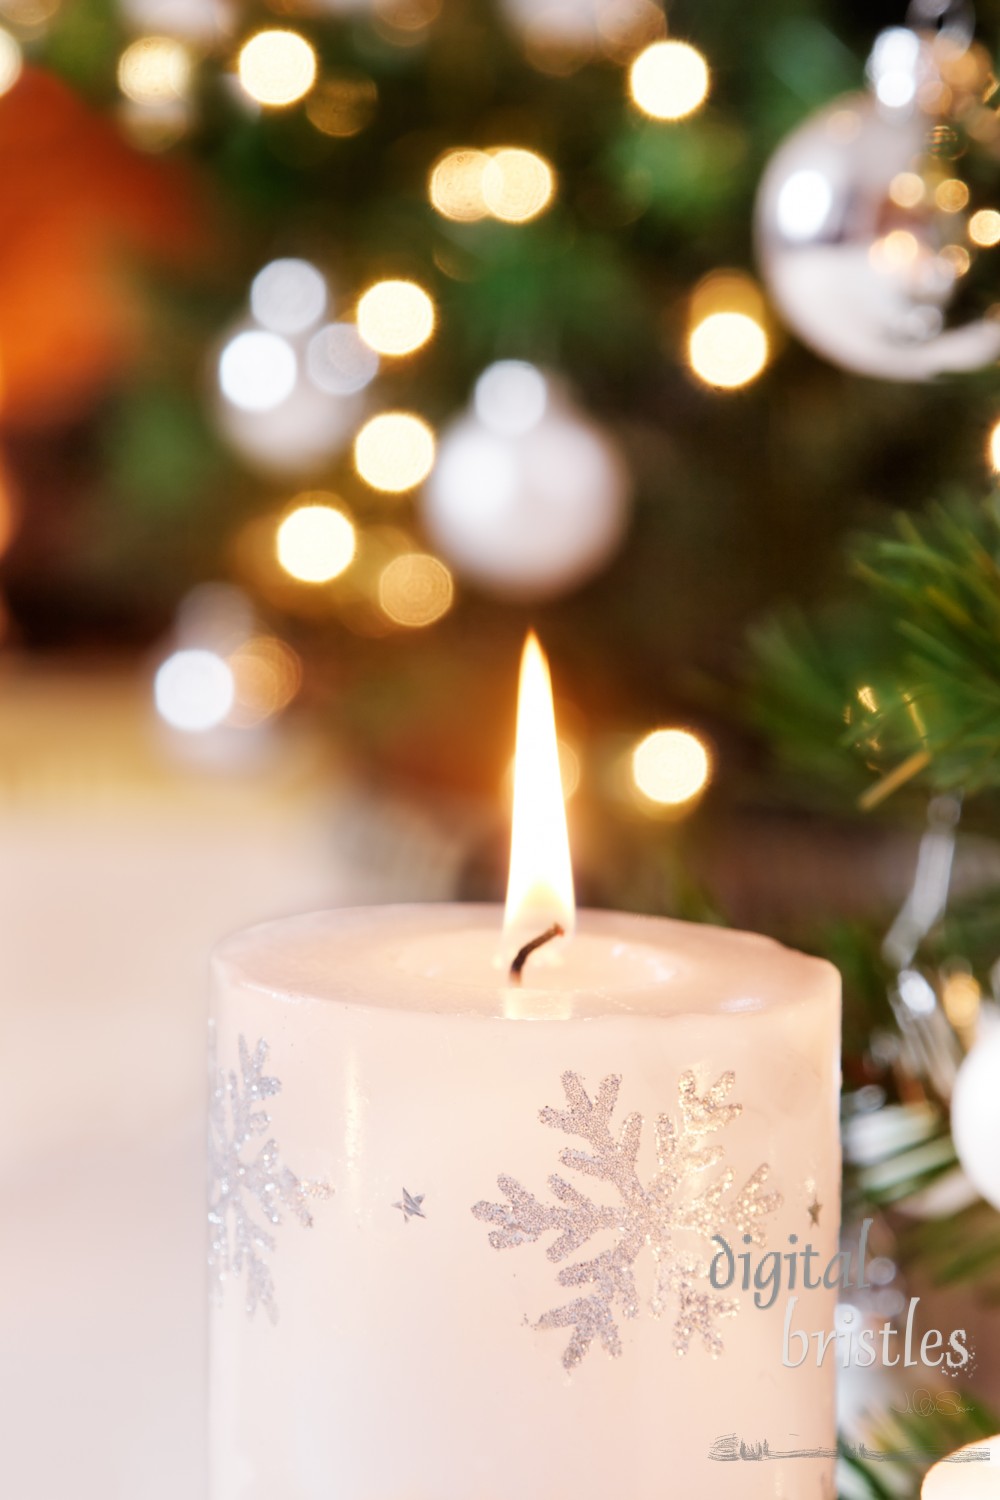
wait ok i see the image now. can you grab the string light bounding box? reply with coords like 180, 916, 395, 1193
375, 0, 442, 40
941, 971, 981, 1033
429, 145, 556, 224
356, 279, 436, 357
629, 40, 709, 121
688, 311, 768, 389
227, 636, 302, 727
237, 29, 317, 108
354, 413, 436, 492
969, 208, 1000, 247
631, 728, 711, 806
889, 171, 925, 209
378, 552, 454, 627
305, 74, 377, 138
934, 177, 969, 213
870, 229, 919, 271
0, 0, 58, 25
988, 418, 1000, 472
481, 148, 555, 223
155, 649, 235, 733
118, 35, 191, 103
276, 502, 356, 583
218, 330, 297, 412
940, 243, 970, 276
0, 27, 22, 96
429, 148, 492, 222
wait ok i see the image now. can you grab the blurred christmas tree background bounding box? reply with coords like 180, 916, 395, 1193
7, 0, 1000, 1490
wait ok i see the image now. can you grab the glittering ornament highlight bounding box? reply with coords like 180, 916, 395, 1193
472, 1069, 780, 1370
208, 1030, 331, 1321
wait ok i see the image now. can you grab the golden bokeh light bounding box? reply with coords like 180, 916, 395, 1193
481, 147, 555, 224
940, 242, 970, 276
870, 229, 920, 271
889, 171, 925, 209
0, 0, 59, 24
356, 279, 436, 357
429, 148, 492, 222
354, 412, 436, 492
941, 970, 981, 1033
0, 26, 22, 96
688, 310, 768, 389
689, 269, 766, 326
378, 551, 453, 627
934, 177, 969, 213
970, 208, 1000, 247
238, 29, 317, 108
628, 39, 709, 121
374, 0, 442, 35
276, 502, 356, 583
305, 74, 377, 137
631, 728, 711, 807
988, 417, 1000, 472
118, 35, 191, 104
227, 636, 302, 727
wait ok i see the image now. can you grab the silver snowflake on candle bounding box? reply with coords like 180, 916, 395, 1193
472, 1069, 781, 1371
208, 1029, 331, 1323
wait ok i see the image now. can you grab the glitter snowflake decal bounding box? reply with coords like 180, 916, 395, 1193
472, 1069, 781, 1371
208, 1030, 331, 1323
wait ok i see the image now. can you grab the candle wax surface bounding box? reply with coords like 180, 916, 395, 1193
219, 902, 835, 1020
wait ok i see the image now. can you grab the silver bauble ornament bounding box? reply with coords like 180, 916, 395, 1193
755, 87, 1000, 380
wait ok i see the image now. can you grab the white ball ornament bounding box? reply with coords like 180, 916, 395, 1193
755, 30, 1000, 381
421, 362, 631, 601
214, 319, 365, 477
499, 0, 659, 63
951, 1025, 1000, 1212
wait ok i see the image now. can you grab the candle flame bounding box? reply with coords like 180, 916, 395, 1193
504, 633, 576, 950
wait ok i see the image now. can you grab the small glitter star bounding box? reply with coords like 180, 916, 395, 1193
808, 1198, 822, 1226
394, 1188, 426, 1222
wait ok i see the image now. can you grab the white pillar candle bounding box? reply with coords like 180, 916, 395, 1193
208, 637, 841, 1499
923, 1436, 1000, 1498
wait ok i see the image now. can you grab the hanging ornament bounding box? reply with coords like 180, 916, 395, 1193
119, 0, 233, 46
215, 324, 366, 477
212, 259, 376, 477
421, 361, 630, 602
951, 1019, 1000, 1212
499, 0, 662, 71
755, 2, 1000, 380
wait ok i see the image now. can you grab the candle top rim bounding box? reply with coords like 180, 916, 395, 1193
212, 903, 839, 1020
